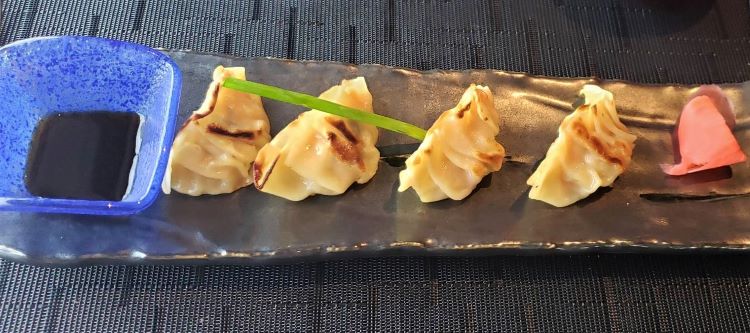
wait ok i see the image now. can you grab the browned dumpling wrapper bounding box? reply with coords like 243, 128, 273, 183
527, 85, 636, 207
253, 77, 379, 201
398, 84, 506, 202
162, 66, 271, 196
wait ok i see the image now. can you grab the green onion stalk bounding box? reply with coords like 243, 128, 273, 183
222, 78, 427, 141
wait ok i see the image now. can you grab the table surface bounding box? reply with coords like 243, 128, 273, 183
2, 0, 750, 332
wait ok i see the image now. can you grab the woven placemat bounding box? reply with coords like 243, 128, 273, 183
2, 0, 750, 331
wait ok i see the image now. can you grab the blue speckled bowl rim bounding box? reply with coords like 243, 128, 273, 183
0, 36, 182, 215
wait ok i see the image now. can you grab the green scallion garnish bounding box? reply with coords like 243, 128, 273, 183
222, 78, 427, 141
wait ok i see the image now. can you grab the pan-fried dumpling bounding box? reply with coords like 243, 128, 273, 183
527, 85, 636, 207
162, 66, 271, 196
253, 77, 379, 201
398, 85, 505, 202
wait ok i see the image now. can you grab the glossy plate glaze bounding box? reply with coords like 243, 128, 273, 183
2, 51, 750, 265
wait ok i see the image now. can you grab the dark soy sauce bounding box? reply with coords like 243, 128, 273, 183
24, 111, 141, 201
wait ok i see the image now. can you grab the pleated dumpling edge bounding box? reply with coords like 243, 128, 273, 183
252, 77, 380, 201
162, 66, 271, 196
527, 84, 636, 207
398, 84, 506, 202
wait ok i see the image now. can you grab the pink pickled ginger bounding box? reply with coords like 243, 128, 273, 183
661, 85, 746, 176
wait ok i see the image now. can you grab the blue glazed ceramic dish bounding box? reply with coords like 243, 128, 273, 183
0, 36, 182, 215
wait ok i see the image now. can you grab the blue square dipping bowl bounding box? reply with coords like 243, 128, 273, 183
0, 36, 182, 215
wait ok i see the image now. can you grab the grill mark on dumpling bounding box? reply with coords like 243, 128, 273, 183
252, 162, 264, 189
326, 118, 358, 143
253, 153, 279, 190
570, 120, 625, 167
207, 123, 257, 140
192, 85, 222, 121
456, 103, 471, 119
327, 132, 365, 171
179, 84, 222, 130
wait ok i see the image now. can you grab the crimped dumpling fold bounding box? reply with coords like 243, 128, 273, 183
527, 85, 636, 207
163, 66, 271, 196
253, 77, 380, 201
398, 84, 506, 202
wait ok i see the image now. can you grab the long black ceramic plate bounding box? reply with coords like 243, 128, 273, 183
2, 51, 750, 265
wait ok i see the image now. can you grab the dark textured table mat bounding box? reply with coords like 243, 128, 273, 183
2, 0, 750, 332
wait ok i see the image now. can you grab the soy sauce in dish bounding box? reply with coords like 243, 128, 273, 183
24, 111, 141, 201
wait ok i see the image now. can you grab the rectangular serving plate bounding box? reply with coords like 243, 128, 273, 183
1, 50, 749, 266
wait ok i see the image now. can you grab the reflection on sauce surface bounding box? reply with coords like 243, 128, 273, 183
24, 111, 141, 201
